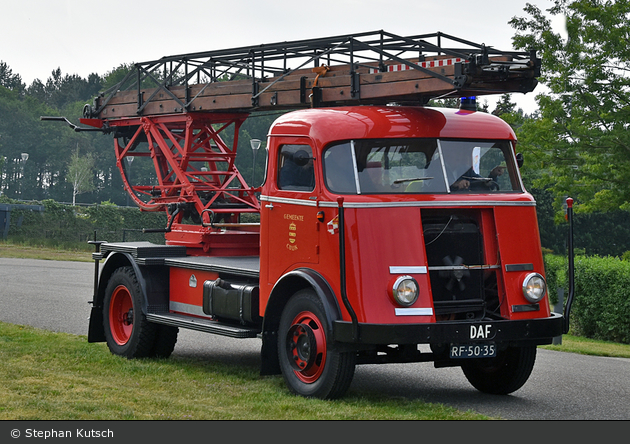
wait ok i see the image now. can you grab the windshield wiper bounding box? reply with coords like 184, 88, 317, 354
393, 177, 433, 184
459, 176, 492, 182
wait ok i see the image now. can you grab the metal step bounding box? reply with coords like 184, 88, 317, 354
146, 312, 260, 339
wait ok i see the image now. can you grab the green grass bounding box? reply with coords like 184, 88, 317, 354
2, 242, 629, 420
2, 241, 630, 357
0, 322, 489, 420
0, 241, 92, 262
541, 334, 630, 358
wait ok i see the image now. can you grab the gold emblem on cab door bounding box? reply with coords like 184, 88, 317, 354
287, 222, 298, 251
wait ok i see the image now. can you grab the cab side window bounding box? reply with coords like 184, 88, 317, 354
277, 145, 315, 191
323, 142, 357, 193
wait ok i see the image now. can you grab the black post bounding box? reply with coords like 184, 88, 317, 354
563, 197, 575, 334
87, 230, 105, 305
337, 198, 358, 341
553, 288, 564, 345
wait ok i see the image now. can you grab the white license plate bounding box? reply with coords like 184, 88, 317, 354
449, 343, 497, 359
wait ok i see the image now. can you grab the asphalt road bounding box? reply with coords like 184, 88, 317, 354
1, 257, 629, 420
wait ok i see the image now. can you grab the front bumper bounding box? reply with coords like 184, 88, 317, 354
333, 312, 564, 346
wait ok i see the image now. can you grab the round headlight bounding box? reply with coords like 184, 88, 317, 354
522, 273, 546, 303
391, 275, 419, 306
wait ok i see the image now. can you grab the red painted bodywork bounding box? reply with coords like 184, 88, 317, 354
169, 267, 219, 318
85, 105, 550, 328
82, 113, 261, 256
260, 106, 549, 324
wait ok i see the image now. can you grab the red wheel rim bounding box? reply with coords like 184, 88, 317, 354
109, 285, 134, 346
286, 311, 327, 383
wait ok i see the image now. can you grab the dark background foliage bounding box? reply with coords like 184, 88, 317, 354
3, 0, 630, 258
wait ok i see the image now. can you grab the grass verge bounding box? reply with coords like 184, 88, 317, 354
541, 334, 630, 358
0, 242, 92, 262
3, 242, 630, 358
0, 322, 489, 420
1, 243, 628, 420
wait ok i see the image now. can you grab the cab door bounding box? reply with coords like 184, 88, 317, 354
261, 137, 320, 288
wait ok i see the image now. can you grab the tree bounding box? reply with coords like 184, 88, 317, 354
492, 94, 517, 116
67, 149, 95, 206
0, 61, 25, 94
27, 68, 102, 110
101, 64, 134, 91
509, 0, 630, 214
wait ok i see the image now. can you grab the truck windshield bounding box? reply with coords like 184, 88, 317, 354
322, 138, 521, 194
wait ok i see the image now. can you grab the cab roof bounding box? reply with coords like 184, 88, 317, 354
269, 106, 517, 148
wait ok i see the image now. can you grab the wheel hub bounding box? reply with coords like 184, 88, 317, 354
287, 323, 318, 372
123, 309, 133, 326
109, 285, 134, 346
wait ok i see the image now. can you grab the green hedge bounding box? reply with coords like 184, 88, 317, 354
4, 199, 168, 247
6, 199, 630, 344
544, 254, 630, 344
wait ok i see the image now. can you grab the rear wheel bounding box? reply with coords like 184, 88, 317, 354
461, 345, 537, 394
278, 289, 356, 399
150, 324, 179, 358
103, 266, 177, 358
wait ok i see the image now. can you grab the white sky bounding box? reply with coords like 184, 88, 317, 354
1, 0, 565, 114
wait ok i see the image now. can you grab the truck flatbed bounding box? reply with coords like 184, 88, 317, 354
97, 242, 259, 278
164, 256, 259, 279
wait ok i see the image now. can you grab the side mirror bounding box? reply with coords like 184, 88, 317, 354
292, 150, 312, 167
516, 153, 524, 168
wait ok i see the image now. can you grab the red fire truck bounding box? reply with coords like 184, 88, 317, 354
45, 31, 571, 399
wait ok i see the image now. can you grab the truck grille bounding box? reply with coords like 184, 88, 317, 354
422, 210, 497, 320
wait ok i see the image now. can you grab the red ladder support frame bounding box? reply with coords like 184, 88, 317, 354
110, 112, 261, 255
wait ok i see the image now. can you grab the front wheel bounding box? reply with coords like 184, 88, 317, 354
103, 266, 178, 359
461, 345, 537, 395
278, 289, 356, 399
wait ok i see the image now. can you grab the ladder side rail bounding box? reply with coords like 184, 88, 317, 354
89, 31, 541, 119
350, 38, 458, 88
380, 36, 471, 61
127, 32, 437, 89
414, 31, 535, 61
130, 30, 534, 88
390, 31, 492, 57
185, 59, 259, 108
372, 32, 535, 71
136, 63, 188, 114
204, 57, 254, 81
91, 69, 137, 118
252, 38, 352, 103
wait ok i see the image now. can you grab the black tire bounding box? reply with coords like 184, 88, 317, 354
278, 289, 356, 399
461, 345, 537, 395
150, 324, 179, 359
103, 266, 175, 359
